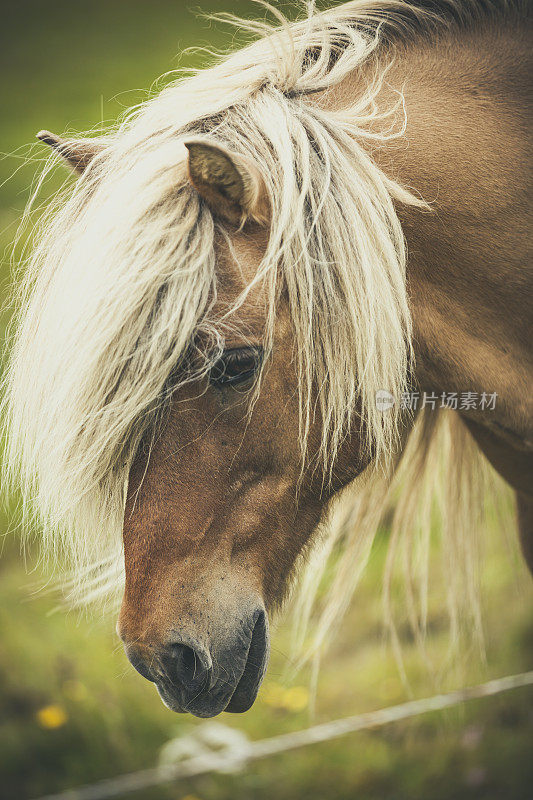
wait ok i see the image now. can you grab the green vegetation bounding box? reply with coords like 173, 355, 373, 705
1, 3, 532, 799
1, 530, 532, 800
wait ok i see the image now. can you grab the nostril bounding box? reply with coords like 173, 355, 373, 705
172, 643, 200, 679
166, 642, 210, 691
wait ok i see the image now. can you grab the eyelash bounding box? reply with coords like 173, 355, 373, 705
209, 347, 263, 388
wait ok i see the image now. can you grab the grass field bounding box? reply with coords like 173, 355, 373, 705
1, 3, 532, 799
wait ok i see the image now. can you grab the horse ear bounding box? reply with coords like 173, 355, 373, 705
184, 140, 269, 226
36, 130, 104, 174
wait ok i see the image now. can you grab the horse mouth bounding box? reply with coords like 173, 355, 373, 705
226, 609, 269, 713
156, 610, 269, 717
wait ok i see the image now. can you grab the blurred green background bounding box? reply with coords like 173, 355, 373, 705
0, 2, 532, 799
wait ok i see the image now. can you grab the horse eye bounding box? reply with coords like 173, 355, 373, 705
209, 347, 263, 388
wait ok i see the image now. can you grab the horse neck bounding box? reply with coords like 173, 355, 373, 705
324, 14, 532, 443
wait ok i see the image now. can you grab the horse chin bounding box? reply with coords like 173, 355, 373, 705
156, 682, 230, 718
155, 610, 270, 717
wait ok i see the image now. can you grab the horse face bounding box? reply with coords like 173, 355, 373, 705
117, 141, 370, 716
117, 230, 324, 716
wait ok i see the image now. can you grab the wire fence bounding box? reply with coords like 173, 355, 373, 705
34, 670, 533, 800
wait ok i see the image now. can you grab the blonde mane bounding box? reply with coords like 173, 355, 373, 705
2, 1, 515, 656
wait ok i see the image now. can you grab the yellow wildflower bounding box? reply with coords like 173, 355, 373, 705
261, 682, 309, 712
36, 704, 68, 729
282, 686, 309, 712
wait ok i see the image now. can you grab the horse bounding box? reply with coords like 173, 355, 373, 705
3, 0, 531, 718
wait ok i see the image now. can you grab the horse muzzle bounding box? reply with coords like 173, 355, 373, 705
120, 607, 269, 717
